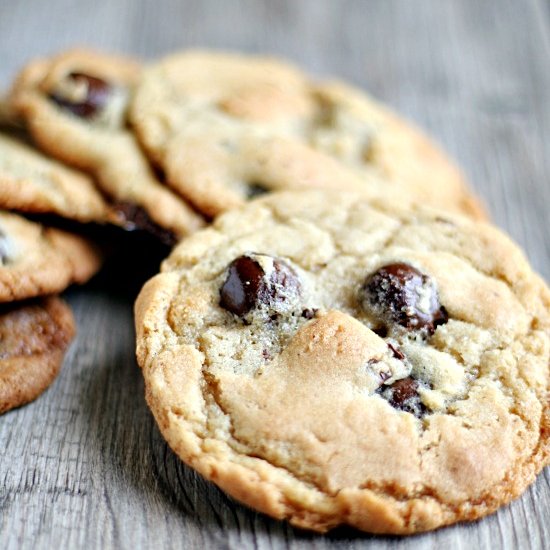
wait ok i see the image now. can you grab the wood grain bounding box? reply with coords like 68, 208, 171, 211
0, 0, 549, 548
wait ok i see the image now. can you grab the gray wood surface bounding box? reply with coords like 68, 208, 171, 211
1, 0, 549, 548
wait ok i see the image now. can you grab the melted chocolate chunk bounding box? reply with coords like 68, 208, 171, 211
49, 72, 111, 118
362, 263, 448, 335
220, 254, 300, 318
220, 256, 265, 316
378, 376, 427, 417
111, 201, 177, 247
247, 183, 269, 199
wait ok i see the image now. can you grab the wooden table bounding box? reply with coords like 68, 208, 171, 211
1, 1, 549, 548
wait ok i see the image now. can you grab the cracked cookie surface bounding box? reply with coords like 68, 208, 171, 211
9, 49, 204, 244
135, 190, 549, 534
0, 296, 75, 414
129, 50, 485, 220
0, 211, 102, 301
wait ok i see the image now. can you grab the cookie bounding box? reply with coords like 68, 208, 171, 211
0, 95, 17, 127
135, 190, 549, 534
0, 296, 75, 414
0, 133, 112, 223
129, 51, 485, 219
0, 211, 102, 301
9, 49, 204, 244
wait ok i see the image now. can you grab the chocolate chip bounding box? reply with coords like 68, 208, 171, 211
378, 376, 427, 417
366, 359, 391, 385
111, 201, 178, 246
270, 257, 300, 297
49, 72, 111, 118
219, 254, 300, 318
361, 263, 448, 335
220, 256, 264, 316
247, 183, 269, 199
388, 377, 418, 407
372, 325, 388, 338
379, 370, 391, 383
301, 308, 318, 319
387, 342, 405, 360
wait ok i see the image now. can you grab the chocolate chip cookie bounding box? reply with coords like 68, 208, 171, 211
0, 296, 75, 414
0, 133, 111, 223
0, 211, 102, 301
129, 50, 485, 219
135, 190, 549, 534
10, 49, 204, 244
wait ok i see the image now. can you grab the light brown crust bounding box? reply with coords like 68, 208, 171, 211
0, 95, 18, 127
129, 51, 486, 220
0, 133, 111, 223
9, 49, 204, 240
0, 211, 102, 302
0, 296, 75, 414
135, 190, 548, 534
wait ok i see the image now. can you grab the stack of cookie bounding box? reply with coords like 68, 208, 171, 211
4, 49, 549, 535
0, 135, 103, 413
0, 51, 206, 413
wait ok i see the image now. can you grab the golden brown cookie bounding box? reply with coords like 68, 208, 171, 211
0, 210, 102, 301
129, 51, 485, 219
0, 296, 75, 414
0, 133, 111, 223
10, 49, 204, 244
135, 190, 548, 534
